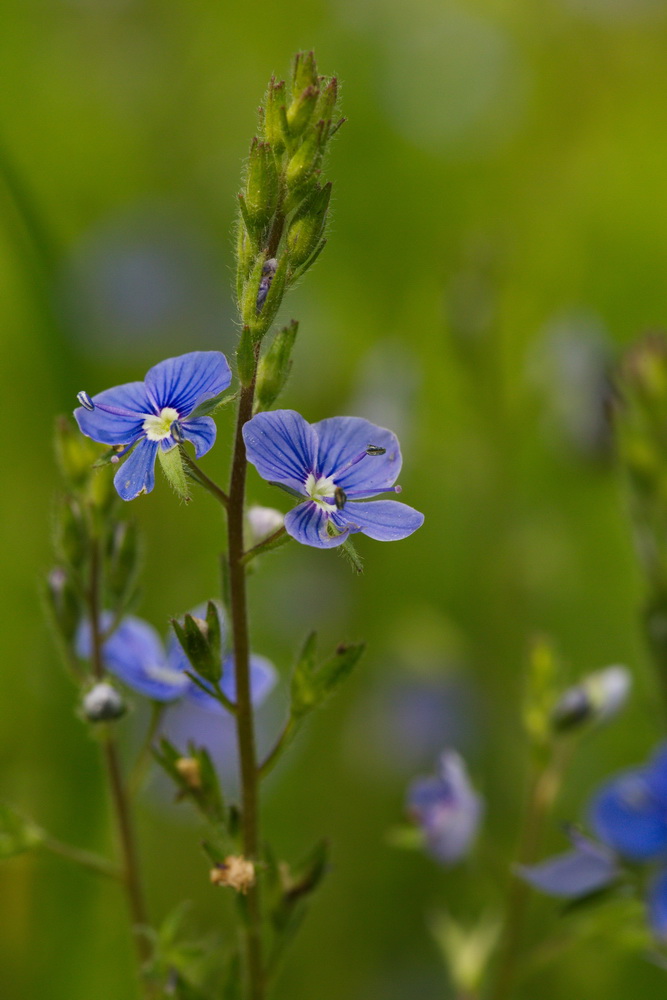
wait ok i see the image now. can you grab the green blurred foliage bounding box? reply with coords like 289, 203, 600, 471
2, 0, 667, 996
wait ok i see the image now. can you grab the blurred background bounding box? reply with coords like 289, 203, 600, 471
2, 0, 667, 996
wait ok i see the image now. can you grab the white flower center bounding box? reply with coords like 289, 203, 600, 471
305, 472, 337, 510
146, 662, 187, 689
143, 407, 180, 441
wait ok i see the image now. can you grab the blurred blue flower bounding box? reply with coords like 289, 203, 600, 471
74, 351, 231, 500
243, 409, 424, 548
407, 751, 482, 865
76, 610, 276, 710
521, 744, 667, 939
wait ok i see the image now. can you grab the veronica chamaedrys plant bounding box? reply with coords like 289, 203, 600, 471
75, 351, 232, 500
520, 744, 667, 941
242, 410, 423, 547
0, 51, 427, 1000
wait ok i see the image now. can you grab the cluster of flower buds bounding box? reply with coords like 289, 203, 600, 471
235, 52, 344, 385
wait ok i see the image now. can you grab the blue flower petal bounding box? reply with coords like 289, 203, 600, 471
75, 381, 152, 445
590, 768, 667, 860
144, 352, 232, 416
114, 439, 159, 500
338, 500, 424, 541
77, 615, 188, 702
645, 743, 667, 803
182, 416, 217, 458
648, 867, 667, 940
519, 846, 619, 898
284, 501, 350, 548
314, 416, 402, 494
243, 410, 318, 494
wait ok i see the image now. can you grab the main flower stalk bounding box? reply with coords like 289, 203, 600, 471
227, 358, 264, 1000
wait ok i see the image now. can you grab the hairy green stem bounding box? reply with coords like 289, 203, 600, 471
228, 360, 265, 1000
241, 526, 288, 566
258, 718, 295, 779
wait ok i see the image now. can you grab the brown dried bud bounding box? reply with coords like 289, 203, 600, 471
209, 855, 256, 894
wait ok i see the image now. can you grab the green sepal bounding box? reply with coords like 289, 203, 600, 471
236, 217, 256, 302
286, 183, 331, 271
271, 839, 329, 935
285, 121, 326, 196
153, 738, 226, 825
338, 537, 364, 574
291, 51, 318, 99
289, 238, 327, 285
189, 390, 238, 419
255, 320, 298, 411
171, 611, 221, 684
315, 76, 340, 127
0, 803, 44, 859
244, 138, 280, 232
286, 85, 320, 138
158, 446, 191, 502
236, 325, 256, 387
290, 633, 365, 719
263, 77, 289, 153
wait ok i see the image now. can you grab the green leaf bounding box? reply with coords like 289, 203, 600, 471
0, 803, 44, 859
158, 446, 191, 502
290, 634, 364, 719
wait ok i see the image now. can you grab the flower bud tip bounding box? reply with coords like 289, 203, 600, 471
77, 391, 95, 411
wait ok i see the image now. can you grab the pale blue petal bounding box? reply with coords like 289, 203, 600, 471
314, 416, 402, 493
338, 500, 424, 541
145, 352, 232, 416
645, 743, 667, 802
243, 410, 318, 493
75, 381, 152, 445
284, 501, 350, 548
648, 868, 667, 940
77, 615, 188, 702
590, 768, 667, 860
184, 654, 278, 714
519, 848, 618, 898
114, 439, 158, 501
182, 416, 217, 457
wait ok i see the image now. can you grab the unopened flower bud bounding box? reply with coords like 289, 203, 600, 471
286, 183, 331, 270
244, 139, 280, 230
551, 665, 632, 733
263, 77, 288, 152
210, 855, 256, 894
286, 84, 320, 137
291, 50, 318, 98
175, 756, 202, 790
255, 320, 298, 410
285, 122, 326, 192
82, 682, 126, 722
246, 505, 285, 546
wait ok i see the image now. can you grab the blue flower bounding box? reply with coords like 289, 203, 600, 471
74, 351, 232, 500
407, 751, 482, 865
520, 744, 667, 940
76, 610, 276, 709
242, 409, 424, 548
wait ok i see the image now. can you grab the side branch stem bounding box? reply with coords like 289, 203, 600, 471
227, 358, 264, 1000
489, 743, 568, 1000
